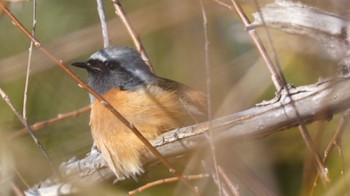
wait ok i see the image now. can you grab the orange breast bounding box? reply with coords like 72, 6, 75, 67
90, 85, 206, 178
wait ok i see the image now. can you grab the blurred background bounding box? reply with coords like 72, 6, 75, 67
1, 0, 350, 195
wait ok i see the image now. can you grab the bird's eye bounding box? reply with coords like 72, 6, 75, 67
104, 60, 120, 70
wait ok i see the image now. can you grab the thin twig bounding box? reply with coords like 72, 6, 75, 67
296, 124, 330, 185
29, 77, 350, 193
249, 0, 331, 187
199, 0, 223, 195
96, 0, 110, 48
15, 168, 30, 190
10, 182, 24, 196
251, 0, 285, 86
111, 0, 154, 73
229, 0, 284, 91
324, 110, 350, 163
0, 88, 56, 173
218, 166, 240, 196
249, 0, 331, 186
8, 105, 91, 140
0, 3, 198, 194
310, 110, 350, 194
215, 0, 330, 186
213, 0, 232, 9
128, 174, 209, 196
111, 1, 198, 193
23, 0, 36, 120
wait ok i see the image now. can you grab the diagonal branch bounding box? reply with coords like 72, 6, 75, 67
216, 0, 333, 185
111, 0, 154, 73
0, 88, 56, 173
26, 76, 350, 195
0, 3, 195, 193
8, 105, 91, 140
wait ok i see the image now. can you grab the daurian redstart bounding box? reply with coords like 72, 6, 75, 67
72, 46, 207, 178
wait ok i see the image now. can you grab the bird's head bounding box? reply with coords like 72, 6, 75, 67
72, 46, 155, 98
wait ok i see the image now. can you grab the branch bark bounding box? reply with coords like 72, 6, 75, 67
25, 1, 350, 195
26, 76, 350, 195
251, 1, 350, 60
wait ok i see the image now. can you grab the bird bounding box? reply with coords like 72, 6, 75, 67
72, 46, 207, 179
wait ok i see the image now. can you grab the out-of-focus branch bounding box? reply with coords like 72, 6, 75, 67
111, 0, 154, 73
251, 1, 350, 60
215, 0, 286, 91
20, 1, 350, 195
0, 3, 197, 194
128, 174, 210, 195
96, 0, 110, 48
0, 0, 218, 85
0, 88, 55, 172
217, 0, 333, 185
26, 77, 350, 195
8, 105, 91, 140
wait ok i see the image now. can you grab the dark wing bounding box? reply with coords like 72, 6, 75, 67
156, 78, 208, 123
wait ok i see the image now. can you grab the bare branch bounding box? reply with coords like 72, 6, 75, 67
10, 182, 24, 196
23, 0, 37, 119
199, 0, 223, 194
111, 0, 154, 73
96, 0, 110, 48
220, 0, 286, 91
0, 1, 213, 85
251, 1, 350, 60
8, 1, 350, 195
218, 0, 332, 185
218, 166, 240, 196
8, 106, 90, 140
26, 76, 350, 195
0, 88, 56, 173
128, 174, 209, 195
310, 109, 350, 194
0, 2, 199, 194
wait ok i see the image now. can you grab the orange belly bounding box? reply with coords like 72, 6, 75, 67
90, 85, 206, 178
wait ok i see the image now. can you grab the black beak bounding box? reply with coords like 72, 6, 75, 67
71, 62, 102, 72
71, 62, 88, 69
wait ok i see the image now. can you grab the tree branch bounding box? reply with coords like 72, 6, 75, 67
26, 76, 350, 195
251, 1, 350, 60
24, 1, 350, 195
